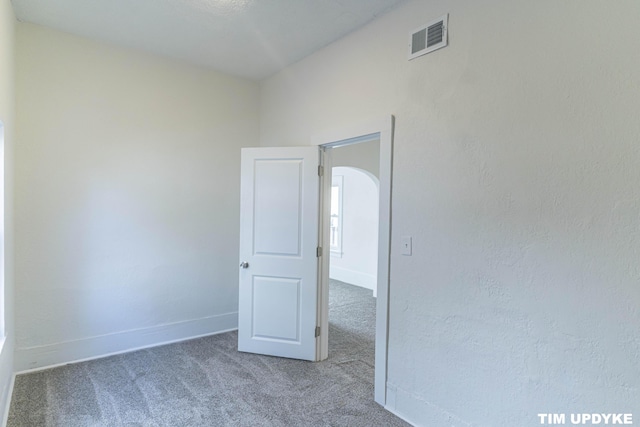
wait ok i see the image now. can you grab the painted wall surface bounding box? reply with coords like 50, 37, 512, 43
0, 0, 15, 417
331, 139, 380, 178
260, 1, 640, 425
15, 23, 259, 370
330, 167, 378, 293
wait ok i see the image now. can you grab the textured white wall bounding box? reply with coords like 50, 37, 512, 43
15, 23, 259, 370
260, 0, 640, 425
0, 0, 15, 416
330, 167, 378, 293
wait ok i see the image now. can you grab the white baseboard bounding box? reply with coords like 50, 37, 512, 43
330, 266, 376, 296
385, 383, 472, 427
0, 336, 14, 427
15, 312, 238, 373
1, 374, 14, 427
385, 405, 417, 427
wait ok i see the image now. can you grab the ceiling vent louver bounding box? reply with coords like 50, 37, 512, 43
408, 14, 448, 60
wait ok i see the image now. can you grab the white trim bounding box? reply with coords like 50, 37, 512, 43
1, 373, 14, 427
386, 383, 471, 426
329, 266, 376, 294
14, 312, 238, 372
384, 405, 417, 427
311, 115, 391, 147
313, 114, 394, 406
317, 147, 332, 362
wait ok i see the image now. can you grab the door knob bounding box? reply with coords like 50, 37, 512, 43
240, 262, 249, 269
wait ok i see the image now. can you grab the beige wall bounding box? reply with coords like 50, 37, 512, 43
14, 23, 260, 370
260, 1, 640, 425
0, 0, 15, 417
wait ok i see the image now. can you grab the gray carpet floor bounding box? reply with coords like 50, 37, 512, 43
8, 280, 409, 426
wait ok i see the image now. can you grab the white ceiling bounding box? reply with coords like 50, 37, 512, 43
11, 0, 406, 80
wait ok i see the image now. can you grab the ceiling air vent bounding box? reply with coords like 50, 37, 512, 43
408, 14, 448, 60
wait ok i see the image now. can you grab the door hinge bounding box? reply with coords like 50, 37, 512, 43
316, 246, 322, 257
318, 165, 324, 176
315, 326, 321, 337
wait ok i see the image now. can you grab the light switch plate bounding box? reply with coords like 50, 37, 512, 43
401, 236, 412, 256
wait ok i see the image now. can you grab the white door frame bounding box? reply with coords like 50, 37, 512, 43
313, 115, 394, 406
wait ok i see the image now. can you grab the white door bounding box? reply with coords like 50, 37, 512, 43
238, 146, 321, 361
